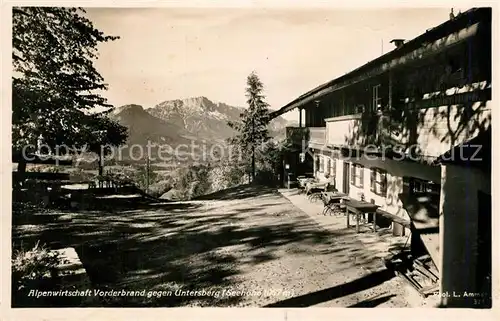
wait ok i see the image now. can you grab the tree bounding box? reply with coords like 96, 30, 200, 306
255, 138, 293, 186
80, 112, 128, 176
228, 71, 271, 181
12, 7, 120, 164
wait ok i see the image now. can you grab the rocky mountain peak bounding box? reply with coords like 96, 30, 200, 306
112, 104, 145, 115
112, 97, 292, 149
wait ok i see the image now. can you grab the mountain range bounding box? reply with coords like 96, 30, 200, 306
110, 96, 291, 161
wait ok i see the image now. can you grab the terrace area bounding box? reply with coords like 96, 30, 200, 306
11, 184, 428, 308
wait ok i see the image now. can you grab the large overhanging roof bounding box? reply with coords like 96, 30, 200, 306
268, 8, 489, 120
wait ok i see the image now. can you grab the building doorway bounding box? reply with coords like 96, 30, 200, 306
343, 162, 350, 195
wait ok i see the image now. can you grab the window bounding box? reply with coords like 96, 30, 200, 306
323, 157, 336, 177
330, 158, 336, 177
319, 156, 325, 172
412, 178, 440, 195
350, 163, 364, 188
404, 177, 440, 196
372, 84, 382, 111
370, 168, 388, 196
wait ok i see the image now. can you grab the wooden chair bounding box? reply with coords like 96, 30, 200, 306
322, 200, 345, 216
308, 191, 323, 202
308, 182, 333, 203
320, 183, 346, 216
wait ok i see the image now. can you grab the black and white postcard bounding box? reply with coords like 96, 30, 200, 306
1, 1, 498, 320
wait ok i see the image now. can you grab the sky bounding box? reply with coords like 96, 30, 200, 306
85, 6, 472, 121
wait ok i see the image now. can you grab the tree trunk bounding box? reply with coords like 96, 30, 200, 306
251, 144, 255, 182
97, 154, 104, 176
146, 156, 150, 194
18, 160, 27, 174
13, 160, 27, 194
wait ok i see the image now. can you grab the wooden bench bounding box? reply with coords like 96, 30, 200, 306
373, 208, 411, 233
13, 171, 70, 181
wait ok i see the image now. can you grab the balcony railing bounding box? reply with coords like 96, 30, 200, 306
286, 126, 326, 147
285, 127, 308, 143
309, 127, 326, 145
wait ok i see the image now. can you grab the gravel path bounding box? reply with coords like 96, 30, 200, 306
176, 191, 411, 307
14, 185, 412, 307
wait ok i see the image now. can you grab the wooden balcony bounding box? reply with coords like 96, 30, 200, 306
325, 100, 491, 161
286, 127, 326, 148
309, 127, 326, 146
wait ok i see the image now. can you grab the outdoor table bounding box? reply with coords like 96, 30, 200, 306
344, 199, 380, 233
304, 182, 330, 203
321, 191, 347, 203
305, 182, 327, 195
297, 178, 315, 194
298, 177, 315, 188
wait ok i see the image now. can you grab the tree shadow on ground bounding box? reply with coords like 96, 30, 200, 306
12, 184, 407, 307
194, 184, 278, 200
348, 293, 397, 307
264, 269, 395, 307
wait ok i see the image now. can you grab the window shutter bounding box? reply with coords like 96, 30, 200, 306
350, 164, 355, 185
359, 166, 364, 188
403, 177, 411, 194
370, 169, 376, 192
382, 173, 387, 195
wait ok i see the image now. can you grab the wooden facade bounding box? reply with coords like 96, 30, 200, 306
278, 8, 492, 308
283, 7, 491, 165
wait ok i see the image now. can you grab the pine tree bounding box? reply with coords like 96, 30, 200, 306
228, 71, 271, 181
